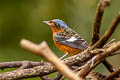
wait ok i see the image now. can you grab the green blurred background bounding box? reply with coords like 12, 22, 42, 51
0, 0, 120, 79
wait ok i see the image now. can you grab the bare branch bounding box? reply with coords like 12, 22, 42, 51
0, 63, 56, 80
78, 41, 120, 78
92, 12, 120, 49
0, 61, 45, 69
0, 41, 120, 79
86, 72, 106, 80
102, 60, 115, 72
0, 50, 93, 79
91, 0, 110, 45
90, 12, 120, 73
90, 0, 117, 74
105, 68, 120, 80
20, 39, 82, 80
97, 11, 120, 72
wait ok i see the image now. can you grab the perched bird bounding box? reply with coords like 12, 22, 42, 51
43, 19, 88, 59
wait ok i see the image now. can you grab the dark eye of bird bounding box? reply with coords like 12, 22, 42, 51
54, 22, 61, 29
54, 22, 58, 26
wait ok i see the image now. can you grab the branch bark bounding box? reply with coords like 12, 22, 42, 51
91, 11, 120, 73
0, 41, 120, 79
92, 12, 120, 49
78, 41, 120, 78
20, 39, 82, 80
0, 61, 45, 69
91, 0, 110, 45
105, 68, 120, 80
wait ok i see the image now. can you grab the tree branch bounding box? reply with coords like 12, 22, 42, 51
0, 63, 56, 80
91, 0, 110, 45
92, 12, 120, 49
0, 41, 120, 79
102, 60, 115, 72
20, 39, 82, 80
0, 61, 45, 69
91, 11, 120, 73
105, 68, 120, 80
78, 41, 120, 78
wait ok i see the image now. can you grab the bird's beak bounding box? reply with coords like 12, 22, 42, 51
43, 21, 51, 25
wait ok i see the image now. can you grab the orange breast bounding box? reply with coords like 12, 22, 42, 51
53, 38, 82, 55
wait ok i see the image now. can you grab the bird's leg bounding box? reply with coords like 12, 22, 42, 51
59, 52, 68, 60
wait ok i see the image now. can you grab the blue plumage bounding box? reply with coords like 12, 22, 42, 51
52, 19, 68, 28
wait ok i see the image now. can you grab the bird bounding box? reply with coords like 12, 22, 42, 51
43, 19, 88, 59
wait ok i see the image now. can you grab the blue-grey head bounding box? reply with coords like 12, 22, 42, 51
43, 19, 68, 30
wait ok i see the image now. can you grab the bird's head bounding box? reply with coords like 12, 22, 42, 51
43, 19, 68, 33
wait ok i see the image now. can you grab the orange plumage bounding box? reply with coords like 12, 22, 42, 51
53, 38, 82, 55
50, 24, 82, 55
51, 25, 83, 55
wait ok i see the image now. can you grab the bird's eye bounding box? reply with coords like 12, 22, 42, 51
54, 22, 58, 26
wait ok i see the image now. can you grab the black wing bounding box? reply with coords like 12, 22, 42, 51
54, 29, 88, 50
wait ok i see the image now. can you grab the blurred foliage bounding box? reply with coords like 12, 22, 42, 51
0, 0, 120, 79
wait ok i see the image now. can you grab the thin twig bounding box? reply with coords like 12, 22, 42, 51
91, 0, 110, 45
102, 39, 116, 73
92, 12, 120, 49
105, 68, 120, 80
103, 39, 116, 73
102, 59, 115, 72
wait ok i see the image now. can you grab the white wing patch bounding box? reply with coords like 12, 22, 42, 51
66, 36, 77, 42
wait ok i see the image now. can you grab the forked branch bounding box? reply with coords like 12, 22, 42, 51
91, 0, 110, 45
20, 39, 82, 80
